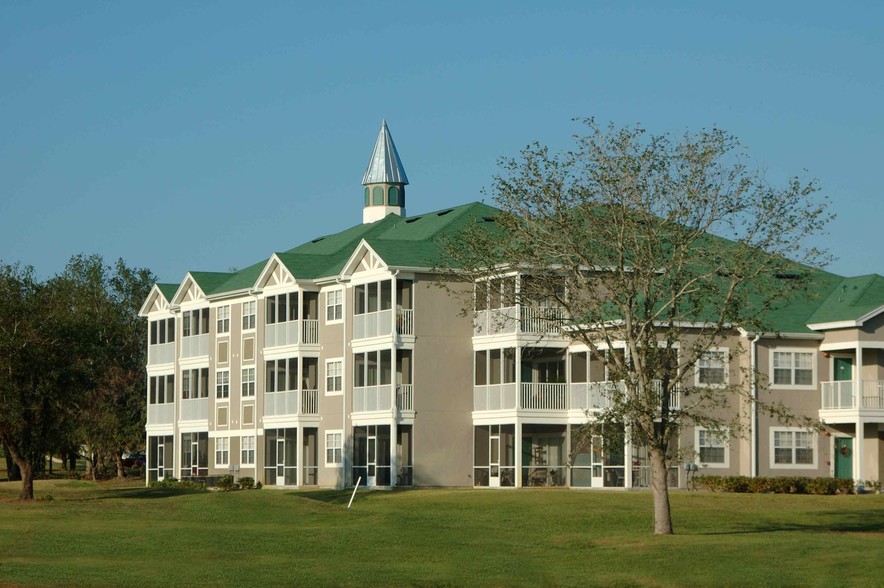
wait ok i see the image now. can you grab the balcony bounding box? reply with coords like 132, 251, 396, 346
353, 309, 414, 340
353, 384, 414, 413
147, 403, 175, 425
473, 306, 566, 337
180, 334, 208, 359
180, 398, 208, 421
474, 380, 680, 413
264, 389, 319, 417
147, 342, 175, 365
264, 319, 319, 348
821, 381, 884, 421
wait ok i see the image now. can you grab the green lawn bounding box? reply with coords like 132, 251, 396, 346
0, 480, 881, 587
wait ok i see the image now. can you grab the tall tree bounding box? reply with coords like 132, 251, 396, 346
439, 120, 831, 534
0, 264, 78, 499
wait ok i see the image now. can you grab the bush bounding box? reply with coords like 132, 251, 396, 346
239, 476, 255, 490
695, 475, 854, 495
255, 481, 262, 490
148, 477, 207, 491
216, 475, 237, 491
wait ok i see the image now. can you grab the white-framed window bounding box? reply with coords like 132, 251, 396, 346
771, 428, 816, 468
695, 428, 729, 468
326, 289, 343, 323
215, 437, 229, 466
216, 305, 230, 334
181, 368, 209, 399
325, 431, 343, 466
771, 349, 814, 388
215, 370, 230, 399
149, 374, 175, 404
149, 317, 176, 344
242, 300, 256, 331
241, 435, 255, 465
241, 367, 255, 397
696, 349, 728, 386
326, 358, 343, 395
182, 308, 209, 337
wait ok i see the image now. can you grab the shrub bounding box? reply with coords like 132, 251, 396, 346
255, 481, 263, 490
695, 475, 854, 495
239, 476, 255, 490
148, 477, 206, 491
216, 475, 237, 491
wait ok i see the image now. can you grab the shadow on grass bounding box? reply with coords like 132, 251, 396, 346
93, 487, 209, 500
296, 487, 417, 506
696, 509, 884, 536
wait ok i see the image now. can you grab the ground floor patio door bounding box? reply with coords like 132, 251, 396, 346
835, 437, 853, 479
190, 440, 199, 477
156, 443, 165, 481
591, 436, 605, 488
489, 434, 501, 487
276, 439, 285, 484
366, 431, 377, 487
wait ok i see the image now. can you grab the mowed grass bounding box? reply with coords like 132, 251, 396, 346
0, 480, 881, 587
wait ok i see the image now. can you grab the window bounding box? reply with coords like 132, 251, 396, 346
215, 437, 229, 466
388, 186, 400, 206
149, 374, 175, 404
696, 350, 727, 385
696, 428, 728, 467
181, 368, 209, 399
216, 370, 230, 399
326, 289, 343, 323
150, 318, 176, 344
372, 186, 383, 205
182, 308, 209, 337
242, 300, 256, 330
325, 431, 342, 466
216, 305, 230, 334
241, 435, 255, 465
242, 367, 255, 397
772, 350, 814, 387
772, 428, 816, 468
266, 292, 298, 325
265, 358, 298, 393
326, 359, 343, 394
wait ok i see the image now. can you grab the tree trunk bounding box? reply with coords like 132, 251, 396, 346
649, 446, 673, 535
68, 451, 76, 473
115, 451, 124, 479
19, 461, 34, 500
4, 444, 22, 481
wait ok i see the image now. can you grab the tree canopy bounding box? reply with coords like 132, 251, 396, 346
439, 119, 832, 534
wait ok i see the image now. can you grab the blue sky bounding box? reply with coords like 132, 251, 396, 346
2, 2, 881, 282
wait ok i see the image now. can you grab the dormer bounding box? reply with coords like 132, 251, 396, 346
362, 119, 408, 223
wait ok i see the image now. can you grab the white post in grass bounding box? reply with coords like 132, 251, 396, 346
347, 476, 362, 510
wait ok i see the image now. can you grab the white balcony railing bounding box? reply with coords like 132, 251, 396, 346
353, 309, 393, 340
353, 384, 393, 412
821, 380, 884, 410
180, 334, 208, 359
473, 383, 518, 411
474, 380, 679, 413
473, 306, 566, 336
397, 309, 414, 336
147, 342, 175, 365
147, 403, 175, 425
264, 389, 319, 416
520, 383, 568, 410
264, 320, 319, 348
180, 397, 208, 421
397, 384, 414, 411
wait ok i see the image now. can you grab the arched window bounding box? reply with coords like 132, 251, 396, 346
364, 187, 370, 206
372, 186, 384, 205
388, 186, 400, 206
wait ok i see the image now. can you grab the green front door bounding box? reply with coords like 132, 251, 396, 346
834, 438, 853, 479
834, 357, 852, 381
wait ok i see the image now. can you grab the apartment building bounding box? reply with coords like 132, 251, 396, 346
140, 122, 884, 489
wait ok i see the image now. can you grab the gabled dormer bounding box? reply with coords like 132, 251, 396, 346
363, 119, 408, 224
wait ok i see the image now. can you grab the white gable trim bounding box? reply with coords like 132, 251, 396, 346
170, 273, 207, 308
255, 254, 299, 292
807, 304, 884, 331
340, 240, 389, 279
138, 284, 172, 317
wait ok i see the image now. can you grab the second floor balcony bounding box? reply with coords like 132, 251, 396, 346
353, 383, 414, 413
147, 403, 175, 426
180, 397, 208, 421
147, 342, 176, 365
264, 319, 319, 348
353, 308, 414, 340
821, 380, 884, 419
473, 380, 681, 413
473, 306, 566, 337
181, 334, 208, 359
264, 389, 319, 417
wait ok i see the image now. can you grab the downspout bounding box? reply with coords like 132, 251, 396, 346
750, 334, 761, 478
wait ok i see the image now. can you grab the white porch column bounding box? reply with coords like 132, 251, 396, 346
855, 344, 863, 409
296, 426, 303, 487
391, 419, 399, 487
515, 420, 523, 487
855, 418, 864, 488
624, 424, 633, 489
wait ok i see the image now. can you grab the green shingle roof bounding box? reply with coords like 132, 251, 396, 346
154, 201, 884, 333
807, 275, 884, 325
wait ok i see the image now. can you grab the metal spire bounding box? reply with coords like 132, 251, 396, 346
362, 119, 409, 186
